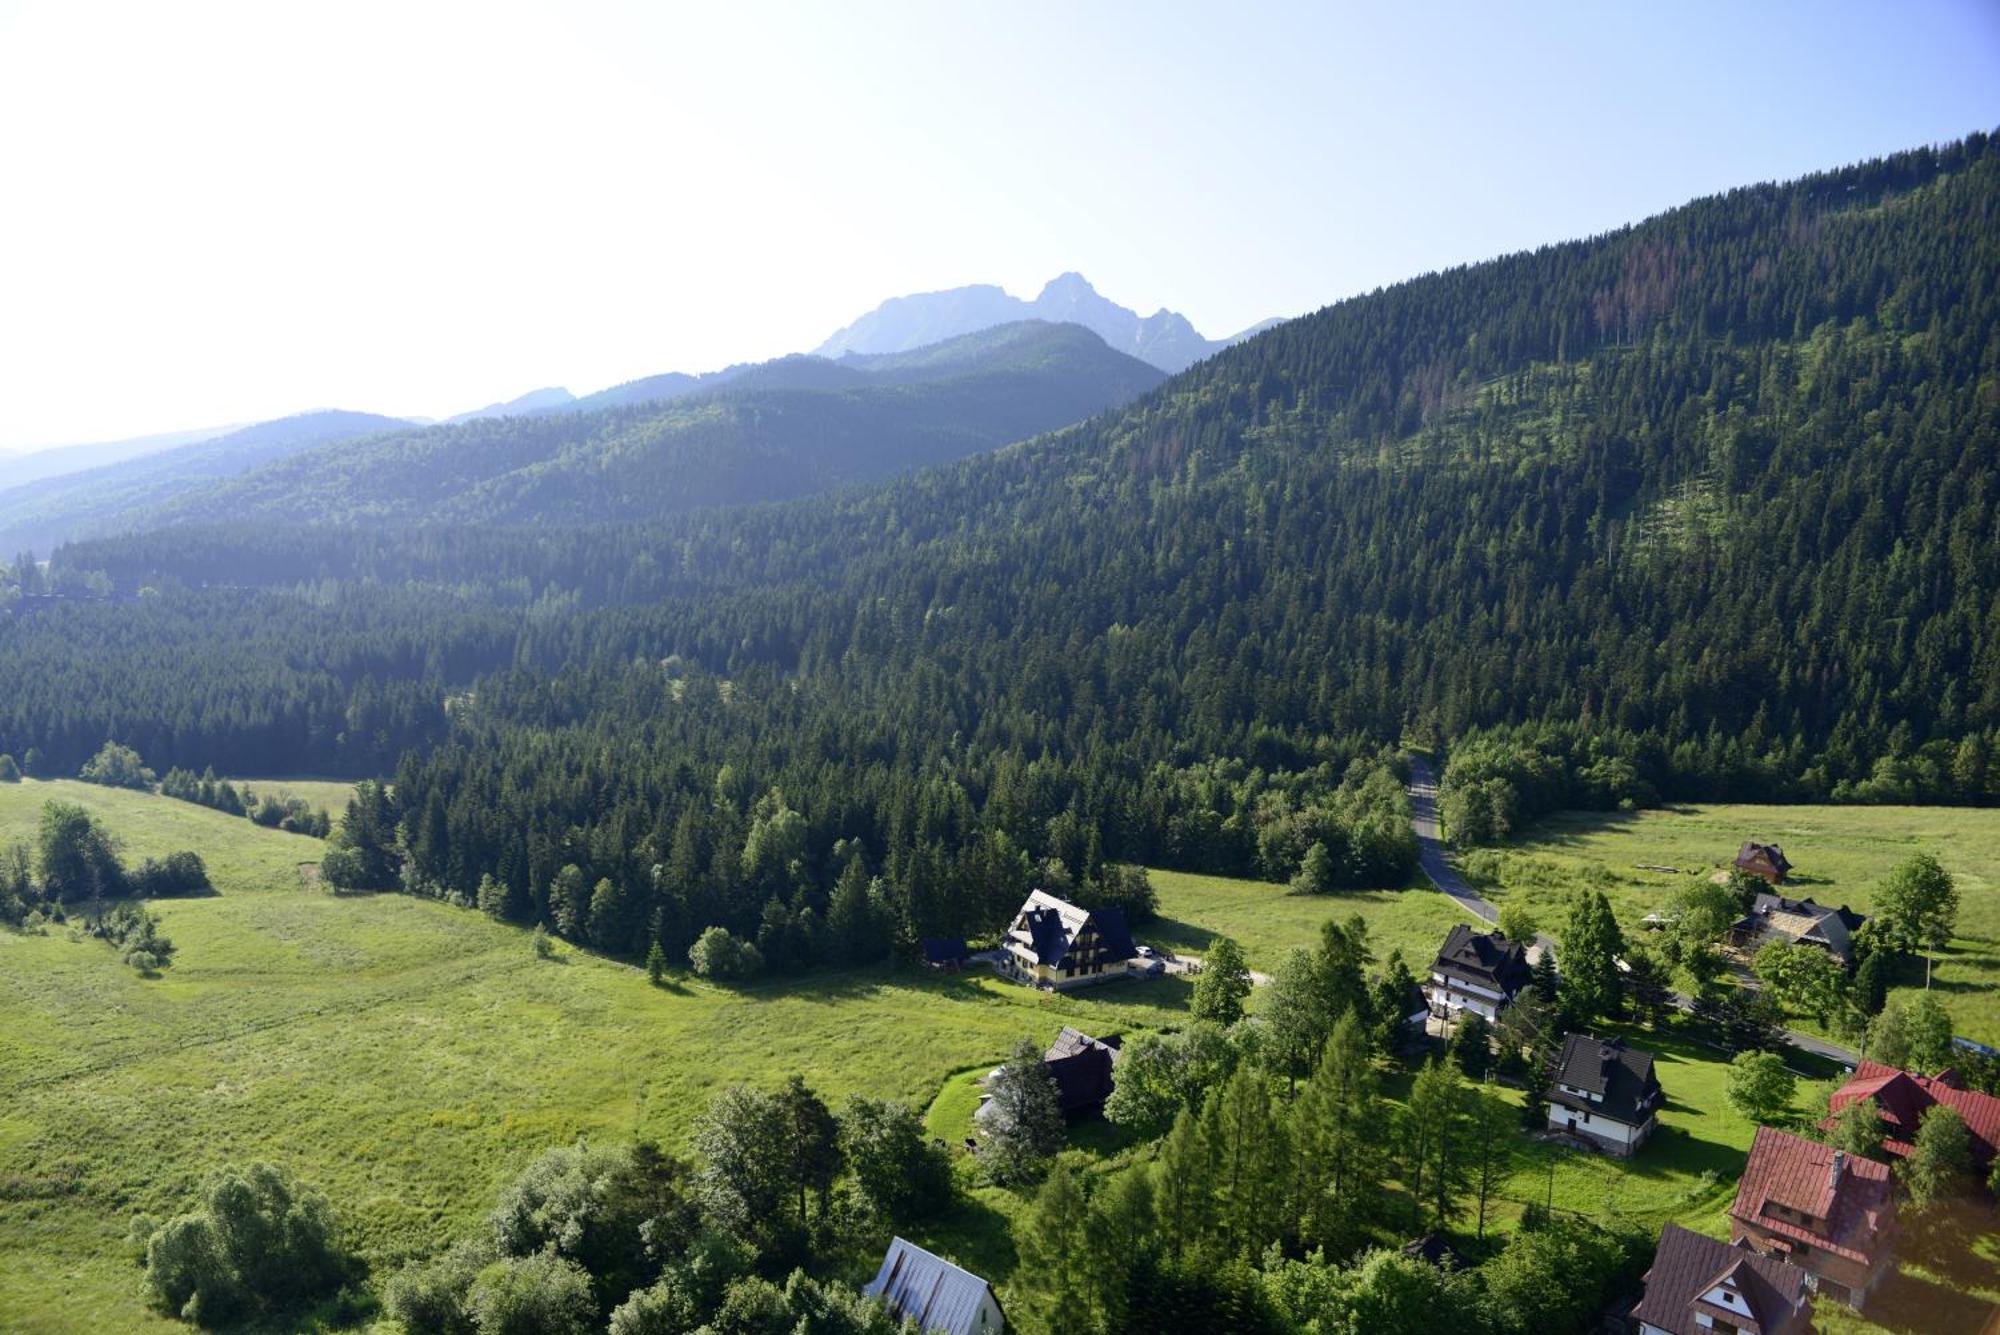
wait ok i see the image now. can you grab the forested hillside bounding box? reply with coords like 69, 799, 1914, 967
132, 321, 1163, 527
3, 134, 1995, 963
0, 410, 411, 550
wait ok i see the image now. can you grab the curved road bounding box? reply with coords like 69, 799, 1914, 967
1403, 755, 1858, 1067
1408, 755, 1496, 924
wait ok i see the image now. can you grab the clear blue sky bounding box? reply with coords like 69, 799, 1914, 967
1, 0, 1995, 450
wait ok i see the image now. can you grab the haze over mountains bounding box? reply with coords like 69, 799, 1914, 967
0, 271, 1248, 547
0, 423, 245, 490
33, 133, 1993, 808
0, 321, 1163, 545
0, 411, 413, 552
815, 271, 1279, 372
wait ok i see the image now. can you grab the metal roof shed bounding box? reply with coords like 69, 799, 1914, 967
863, 1236, 1005, 1335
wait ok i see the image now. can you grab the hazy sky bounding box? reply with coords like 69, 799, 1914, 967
2, 1, 1996, 451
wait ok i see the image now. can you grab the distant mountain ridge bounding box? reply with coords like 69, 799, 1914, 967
0, 422, 245, 491
815, 272, 1281, 373
446, 387, 576, 424
66, 321, 1165, 531
0, 410, 413, 551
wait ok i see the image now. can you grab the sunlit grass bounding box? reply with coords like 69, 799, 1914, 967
1456, 804, 2000, 1046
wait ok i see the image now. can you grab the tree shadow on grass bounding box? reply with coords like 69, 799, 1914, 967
909, 1191, 1021, 1286
1856, 1267, 1997, 1335
1504, 809, 1649, 849
1054, 974, 1193, 1015
1143, 916, 1216, 955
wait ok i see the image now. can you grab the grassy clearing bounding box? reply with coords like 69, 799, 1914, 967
1456, 804, 2000, 1046
227, 777, 361, 817
0, 777, 327, 894
1148, 866, 1471, 976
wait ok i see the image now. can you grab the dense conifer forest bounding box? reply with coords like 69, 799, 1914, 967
1, 135, 1995, 964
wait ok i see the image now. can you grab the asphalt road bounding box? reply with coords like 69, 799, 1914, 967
1407, 754, 1497, 924
1402, 755, 1858, 1067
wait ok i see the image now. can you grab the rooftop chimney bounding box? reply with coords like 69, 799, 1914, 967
1829, 1150, 1846, 1191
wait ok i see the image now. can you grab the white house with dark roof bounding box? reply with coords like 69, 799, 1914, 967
997, 889, 1138, 990
1546, 1033, 1662, 1156
863, 1236, 1004, 1335
1632, 1224, 1813, 1335
1424, 923, 1534, 1024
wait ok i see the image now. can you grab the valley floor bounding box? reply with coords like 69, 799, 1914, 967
0, 781, 1994, 1331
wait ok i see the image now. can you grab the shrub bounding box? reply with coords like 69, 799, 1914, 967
140, 1162, 351, 1325
318, 846, 368, 891
688, 926, 763, 981
131, 851, 213, 899
465, 1251, 598, 1335
79, 740, 156, 791
0, 753, 19, 782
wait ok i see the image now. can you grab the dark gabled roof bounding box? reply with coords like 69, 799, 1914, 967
1745, 892, 1863, 961
922, 937, 969, 964
1431, 923, 1533, 994
1400, 1234, 1465, 1269
1092, 906, 1137, 962
1631, 1225, 1811, 1335
1730, 1126, 1895, 1265
1736, 841, 1793, 873
1043, 1027, 1117, 1115
1549, 1033, 1661, 1125
1006, 889, 1136, 968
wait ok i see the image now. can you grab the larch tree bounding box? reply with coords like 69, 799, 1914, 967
1191, 936, 1253, 1027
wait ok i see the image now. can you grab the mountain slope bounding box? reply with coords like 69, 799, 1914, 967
138, 322, 1164, 527
815, 272, 1278, 372
0, 423, 242, 491
446, 387, 576, 424
0, 410, 412, 551
26, 135, 2000, 821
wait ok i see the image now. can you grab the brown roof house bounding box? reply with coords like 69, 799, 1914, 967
1546, 1033, 1662, 1157
1632, 1223, 1814, 1335
1730, 895, 1867, 967
1041, 1026, 1119, 1118
1825, 1060, 2000, 1178
1734, 842, 1793, 885
975, 1027, 1119, 1129
1729, 1127, 1896, 1312
1424, 924, 1534, 1023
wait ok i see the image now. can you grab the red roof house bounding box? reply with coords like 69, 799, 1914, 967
1729, 1126, 1896, 1311
1824, 1060, 2000, 1174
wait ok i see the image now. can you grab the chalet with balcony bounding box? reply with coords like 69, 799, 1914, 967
1631, 1224, 1813, 1335
1729, 1127, 1897, 1311
998, 890, 1138, 990
1546, 1033, 1662, 1156
1424, 923, 1534, 1024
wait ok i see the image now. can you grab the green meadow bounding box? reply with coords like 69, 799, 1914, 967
1, 781, 1993, 1332
1455, 803, 2000, 1047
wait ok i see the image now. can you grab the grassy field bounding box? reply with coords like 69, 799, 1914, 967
1148, 866, 1470, 975
228, 777, 361, 818
1456, 804, 2000, 1047
6, 781, 1458, 1330
3, 781, 1991, 1333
